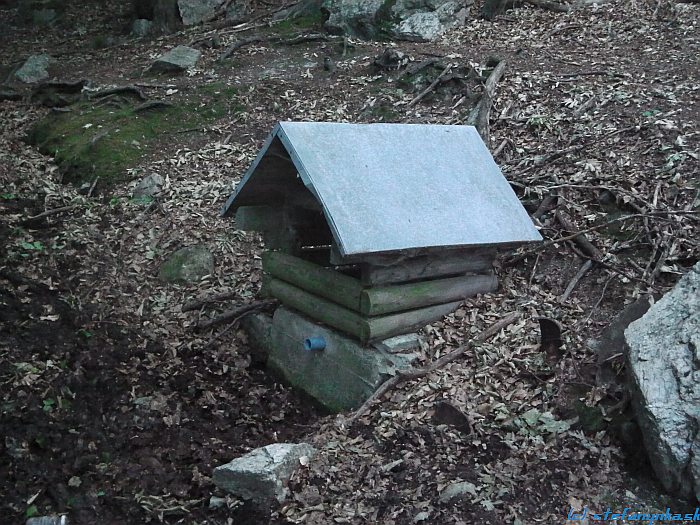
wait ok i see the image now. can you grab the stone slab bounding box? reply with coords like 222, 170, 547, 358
213, 443, 315, 504
266, 306, 418, 412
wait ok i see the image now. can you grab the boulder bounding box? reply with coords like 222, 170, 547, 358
213, 443, 316, 504
322, 0, 385, 39
177, 0, 251, 25
439, 481, 477, 503
15, 54, 50, 83
133, 173, 164, 198
322, 0, 471, 41
178, 0, 224, 24
149, 46, 201, 73
159, 245, 214, 283
625, 262, 700, 500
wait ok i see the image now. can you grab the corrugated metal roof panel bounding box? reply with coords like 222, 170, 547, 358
222, 122, 541, 256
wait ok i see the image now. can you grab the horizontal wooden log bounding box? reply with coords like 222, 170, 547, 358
360, 273, 498, 316
263, 251, 363, 312
360, 249, 496, 286
263, 276, 366, 339
365, 301, 462, 342
264, 276, 463, 342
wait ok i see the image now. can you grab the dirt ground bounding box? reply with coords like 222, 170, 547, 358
1, 0, 698, 523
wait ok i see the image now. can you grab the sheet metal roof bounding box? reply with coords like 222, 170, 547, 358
222, 122, 542, 256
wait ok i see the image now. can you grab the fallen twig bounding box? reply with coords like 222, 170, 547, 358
341, 312, 520, 428
504, 210, 699, 266
25, 204, 79, 222
182, 290, 240, 312
475, 60, 507, 144
556, 209, 604, 259
91, 85, 146, 100
134, 100, 174, 113
197, 300, 277, 330
407, 63, 453, 109
87, 176, 99, 198
560, 259, 594, 302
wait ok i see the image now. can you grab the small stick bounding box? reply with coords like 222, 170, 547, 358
560, 259, 593, 302
532, 193, 558, 220
475, 60, 507, 144
182, 290, 240, 312
504, 211, 699, 266
556, 209, 604, 259
341, 312, 520, 428
197, 300, 276, 330
407, 63, 453, 109
25, 204, 78, 221
87, 176, 99, 198
201, 314, 245, 350
493, 138, 509, 158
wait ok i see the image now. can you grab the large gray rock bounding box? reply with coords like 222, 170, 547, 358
177, 0, 251, 25
213, 443, 316, 504
159, 245, 214, 283
15, 54, 50, 83
625, 263, 700, 500
178, 0, 224, 24
322, 0, 384, 39
322, 0, 471, 41
133, 173, 164, 198
149, 45, 201, 73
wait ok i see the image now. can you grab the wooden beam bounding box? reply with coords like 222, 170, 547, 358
263, 276, 366, 339
360, 249, 496, 286
364, 301, 462, 342
263, 251, 363, 312
360, 273, 497, 316
264, 276, 464, 343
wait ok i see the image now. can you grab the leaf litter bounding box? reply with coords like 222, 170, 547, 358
1, 0, 698, 523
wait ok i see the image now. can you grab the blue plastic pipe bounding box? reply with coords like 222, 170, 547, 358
304, 336, 326, 351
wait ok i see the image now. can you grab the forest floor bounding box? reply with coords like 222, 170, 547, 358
0, 0, 698, 523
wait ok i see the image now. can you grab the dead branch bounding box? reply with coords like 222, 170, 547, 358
182, 290, 240, 312
201, 314, 246, 350
197, 299, 277, 330
91, 85, 146, 100
134, 100, 174, 113
504, 210, 699, 266
25, 204, 79, 222
407, 63, 453, 109
493, 138, 511, 159
341, 312, 520, 428
475, 60, 507, 144
556, 209, 604, 259
560, 259, 593, 302
219, 33, 337, 61
532, 193, 558, 219
219, 35, 267, 60
87, 176, 99, 198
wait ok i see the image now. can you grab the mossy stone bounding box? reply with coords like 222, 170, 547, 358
159, 246, 214, 283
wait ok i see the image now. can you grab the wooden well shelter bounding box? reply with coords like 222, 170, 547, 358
222, 122, 541, 344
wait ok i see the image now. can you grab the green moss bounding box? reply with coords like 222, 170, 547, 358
271, 12, 324, 35
574, 401, 607, 433
28, 86, 243, 186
